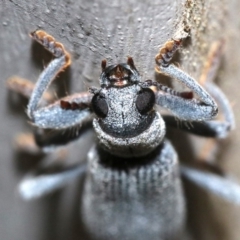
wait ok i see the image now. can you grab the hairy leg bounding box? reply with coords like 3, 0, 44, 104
19, 164, 86, 200
158, 39, 234, 138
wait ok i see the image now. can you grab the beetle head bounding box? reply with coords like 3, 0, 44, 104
100, 57, 140, 87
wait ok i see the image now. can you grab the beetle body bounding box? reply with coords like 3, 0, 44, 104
7, 31, 236, 240
91, 62, 165, 158
81, 142, 185, 240
76, 61, 185, 239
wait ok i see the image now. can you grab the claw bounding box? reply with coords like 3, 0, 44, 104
30, 30, 71, 69
155, 39, 182, 67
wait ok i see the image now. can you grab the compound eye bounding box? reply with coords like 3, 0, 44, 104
91, 93, 108, 118
136, 88, 155, 114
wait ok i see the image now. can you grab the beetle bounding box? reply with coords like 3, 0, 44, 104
6, 30, 240, 240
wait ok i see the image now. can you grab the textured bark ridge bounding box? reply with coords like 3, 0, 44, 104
1, 1, 240, 240
0, 0, 227, 84
177, 0, 228, 79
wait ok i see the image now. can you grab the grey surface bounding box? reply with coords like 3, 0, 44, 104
1, 0, 240, 240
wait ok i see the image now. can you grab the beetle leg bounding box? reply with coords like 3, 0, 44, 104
31, 92, 93, 129
27, 30, 71, 119
163, 81, 234, 139
7, 30, 93, 130
19, 164, 86, 200
6, 76, 54, 106
196, 39, 234, 137
155, 63, 218, 121
161, 39, 234, 138
14, 132, 42, 154
181, 165, 240, 204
